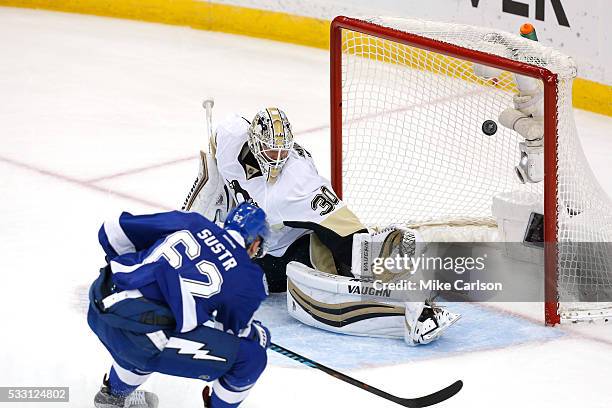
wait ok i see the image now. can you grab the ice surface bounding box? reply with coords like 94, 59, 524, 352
1, 6, 612, 408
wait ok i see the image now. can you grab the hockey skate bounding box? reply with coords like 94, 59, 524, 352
404, 302, 461, 346
94, 376, 159, 408
202, 386, 211, 408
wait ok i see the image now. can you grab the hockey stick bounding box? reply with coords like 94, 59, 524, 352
270, 343, 462, 408
202, 97, 215, 153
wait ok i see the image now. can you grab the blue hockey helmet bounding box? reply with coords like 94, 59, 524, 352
224, 202, 269, 247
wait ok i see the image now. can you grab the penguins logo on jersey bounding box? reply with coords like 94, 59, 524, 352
229, 180, 254, 204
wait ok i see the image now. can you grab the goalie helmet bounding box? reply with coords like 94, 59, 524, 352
248, 108, 294, 182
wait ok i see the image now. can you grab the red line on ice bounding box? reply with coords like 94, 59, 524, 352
0, 154, 171, 211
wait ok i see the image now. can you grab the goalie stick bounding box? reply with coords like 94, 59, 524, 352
270, 342, 463, 408
202, 97, 215, 152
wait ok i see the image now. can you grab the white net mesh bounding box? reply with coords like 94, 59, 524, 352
336, 16, 612, 322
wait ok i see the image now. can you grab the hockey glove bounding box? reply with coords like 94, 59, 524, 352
247, 320, 271, 349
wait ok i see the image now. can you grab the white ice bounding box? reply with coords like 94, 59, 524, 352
1, 6, 612, 408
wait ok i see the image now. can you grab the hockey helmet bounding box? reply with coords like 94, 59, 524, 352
224, 202, 269, 250
248, 107, 294, 181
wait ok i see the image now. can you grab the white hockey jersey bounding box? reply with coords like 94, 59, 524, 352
214, 114, 364, 260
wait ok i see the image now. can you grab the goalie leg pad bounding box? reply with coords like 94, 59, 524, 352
287, 261, 406, 339
286, 262, 461, 345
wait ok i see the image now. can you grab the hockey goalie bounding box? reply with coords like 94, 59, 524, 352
183, 103, 460, 346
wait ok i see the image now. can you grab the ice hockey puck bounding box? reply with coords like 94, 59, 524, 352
482, 120, 497, 136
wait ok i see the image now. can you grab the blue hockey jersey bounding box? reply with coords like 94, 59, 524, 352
98, 210, 267, 335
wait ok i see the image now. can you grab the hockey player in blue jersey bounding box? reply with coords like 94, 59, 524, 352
87, 202, 270, 408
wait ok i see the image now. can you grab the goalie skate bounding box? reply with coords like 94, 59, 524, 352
405, 303, 461, 346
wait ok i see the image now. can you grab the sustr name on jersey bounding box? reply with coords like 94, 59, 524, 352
197, 229, 238, 271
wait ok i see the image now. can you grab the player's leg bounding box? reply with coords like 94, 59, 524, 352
255, 234, 312, 292
93, 359, 158, 408
106, 361, 150, 396
88, 305, 159, 408
87, 268, 175, 408
209, 339, 267, 408
144, 324, 267, 408
90, 316, 265, 407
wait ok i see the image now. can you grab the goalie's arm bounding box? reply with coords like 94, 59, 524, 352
285, 206, 367, 276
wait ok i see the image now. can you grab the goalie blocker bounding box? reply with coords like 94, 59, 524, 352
182, 151, 233, 224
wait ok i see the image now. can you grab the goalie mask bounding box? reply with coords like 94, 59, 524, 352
248, 108, 294, 182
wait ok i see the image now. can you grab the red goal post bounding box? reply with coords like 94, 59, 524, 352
329, 16, 563, 324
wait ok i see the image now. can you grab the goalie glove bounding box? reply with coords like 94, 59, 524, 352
351, 225, 424, 279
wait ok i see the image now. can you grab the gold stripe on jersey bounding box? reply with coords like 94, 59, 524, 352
319, 206, 366, 237
309, 234, 337, 275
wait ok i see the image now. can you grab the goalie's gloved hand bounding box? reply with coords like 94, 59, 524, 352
247, 320, 271, 349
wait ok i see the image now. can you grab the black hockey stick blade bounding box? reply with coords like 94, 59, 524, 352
392, 379, 463, 408
270, 343, 463, 407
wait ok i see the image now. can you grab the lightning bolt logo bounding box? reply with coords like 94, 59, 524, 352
165, 338, 227, 362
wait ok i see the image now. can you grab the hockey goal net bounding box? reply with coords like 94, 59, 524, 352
330, 16, 612, 325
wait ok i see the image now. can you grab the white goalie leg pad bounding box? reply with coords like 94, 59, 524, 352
287, 263, 462, 345
182, 151, 233, 224
286, 261, 406, 339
